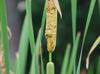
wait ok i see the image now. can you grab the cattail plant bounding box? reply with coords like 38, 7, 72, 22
45, 0, 57, 73
45, 0, 62, 74
0, 0, 99, 74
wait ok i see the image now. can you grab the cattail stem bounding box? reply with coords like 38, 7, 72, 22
49, 52, 52, 62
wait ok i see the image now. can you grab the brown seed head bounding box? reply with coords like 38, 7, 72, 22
45, 0, 57, 52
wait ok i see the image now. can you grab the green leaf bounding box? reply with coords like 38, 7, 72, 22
71, 0, 77, 44
77, 0, 96, 74
40, 2, 46, 39
30, 1, 46, 74
86, 36, 100, 69
40, 48, 45, 74
15, 16, 29, 74
71, 0, 77, 73
0, 0, 10, 74
67, 32, 81, 74
25, 0, 35, 54
61, 44, 71, 74
30, 29, 42, 74
30, 54, 36, 74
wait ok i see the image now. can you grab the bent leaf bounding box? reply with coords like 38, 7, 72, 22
86, 36, 100, 69
77, 0, 96, 73
54, 0, 62, 18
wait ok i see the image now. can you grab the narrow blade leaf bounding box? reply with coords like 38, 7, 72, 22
77, 0, 96, 73
0, 0, 10, 73
67, 32, 81, 74
15, 16, 29, 74
61, 44, 71, 74
86, 36, 100, 69
54, 0, 62, 18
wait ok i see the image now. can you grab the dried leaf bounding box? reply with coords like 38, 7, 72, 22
54, 0, 62, 18
7, 27, 12, 40
86, 36, 100, 69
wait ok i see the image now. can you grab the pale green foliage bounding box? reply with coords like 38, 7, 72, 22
46, 62, 55, 74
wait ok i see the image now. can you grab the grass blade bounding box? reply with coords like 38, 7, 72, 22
40, 2, 46, 40
0, 0, 10, 73
40, 47, 44, 74
30, 54, 36, 74
67, 32, 81, 74
71, 0, 77, 73
30, 25, 45, 74
61, 44, 71, 74
86, 36, 100, 69
25, 0, 35, 54
40, 3, 46, 74
15, 16, 29, 74
71, 0, 77, 44
30, 1, 46, 74
41, 56, 44, 74
77, 0, 96, 74
30, 29, 42, 74
25, 0, 36, 73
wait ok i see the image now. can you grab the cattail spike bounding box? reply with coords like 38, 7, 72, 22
45, 0, 57, 52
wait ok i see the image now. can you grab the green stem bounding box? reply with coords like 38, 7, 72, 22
49, 52, 52, 62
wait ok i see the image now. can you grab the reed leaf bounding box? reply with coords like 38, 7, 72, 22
40, 3, 46, 74
61, 44, 71, 74
40, 48, 44, 74
25, 0, 35, 54
77, 0, 96, 74
71, 0, 77, 44
30, 54, 36, 74
71, 0, 77, 73
0, 0, 10, 73
30, 1, 46, 74
15, 16, 29, 74
30, 29, 42, 74
54, 0, 62, 18
67, 32, 81, 74
86, 36, 100, 69
40, 1, 46, 40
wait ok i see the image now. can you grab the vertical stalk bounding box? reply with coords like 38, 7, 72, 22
0, 0, 10, 74
49, 52, 52, 62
